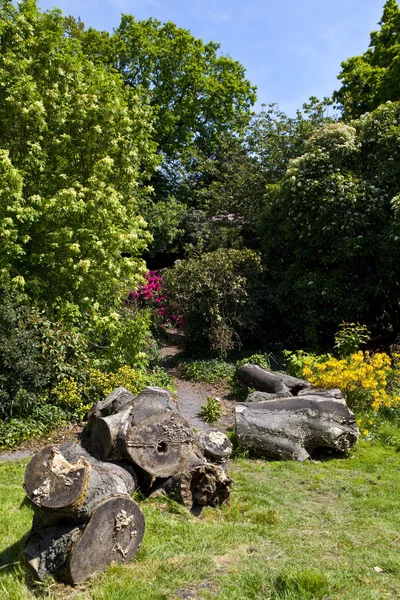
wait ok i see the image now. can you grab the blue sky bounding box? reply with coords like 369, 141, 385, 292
38, 0, 389, 115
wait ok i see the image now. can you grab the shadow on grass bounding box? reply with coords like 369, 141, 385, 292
0, 534, 28, 576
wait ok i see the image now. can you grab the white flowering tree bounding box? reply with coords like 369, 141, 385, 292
0, 0, 157, 313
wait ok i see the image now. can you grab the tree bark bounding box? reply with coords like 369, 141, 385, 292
24, 495, 145, 584
23, 444, 144, 584
236, 395, 359, 461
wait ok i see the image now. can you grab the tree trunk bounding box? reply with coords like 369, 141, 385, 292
23, 444, 144, 584
236, 395, 359, 461
121, 410, 194, 478
24, 495, 145, 585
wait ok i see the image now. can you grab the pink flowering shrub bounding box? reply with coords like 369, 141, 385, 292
127, 271, 183, 329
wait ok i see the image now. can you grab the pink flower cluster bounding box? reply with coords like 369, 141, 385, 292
127, 271, 184, 329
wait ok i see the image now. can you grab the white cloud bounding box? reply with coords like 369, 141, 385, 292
205, 10, 232, 23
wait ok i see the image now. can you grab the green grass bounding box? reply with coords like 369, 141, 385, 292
1, 440, 399, 599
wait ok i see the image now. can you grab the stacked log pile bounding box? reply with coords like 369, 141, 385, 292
23, 386, 233, 584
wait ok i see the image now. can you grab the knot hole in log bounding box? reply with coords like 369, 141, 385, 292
157, 441, 168, 454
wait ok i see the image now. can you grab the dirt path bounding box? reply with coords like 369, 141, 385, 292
0, 333, 235, 461
160, 331, 235, 432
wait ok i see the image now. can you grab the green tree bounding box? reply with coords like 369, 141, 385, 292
0, 0, 157, 312
73, 14, 256, 255
261, 102, 400, 346
334, 0, 400, 118
190, 99, 333, 252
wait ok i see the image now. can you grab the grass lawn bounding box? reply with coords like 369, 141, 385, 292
0, 441, 399, 599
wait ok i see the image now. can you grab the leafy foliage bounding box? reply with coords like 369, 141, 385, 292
84, 365, 174, 405
0, 282, 88, 420
261, 103, 400, 346
334, 0, 400, 118
333, 323, 371, 357
200, 396, 222, 424
179, 359, 235, 383
0, 0, 155, 311
164, 248, 264, 354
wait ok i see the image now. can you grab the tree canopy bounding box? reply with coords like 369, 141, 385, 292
0, 0, 156, 312
334, 0, 400, 118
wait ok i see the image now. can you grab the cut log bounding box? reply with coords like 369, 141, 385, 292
24, 446, 90, 510
90, 409, 131, 461
236, 364, 290, 394
87, 386, 135, 429
197, 430, 233, 463
132, 386, 178, 416
236, 395, 359, 461
24, 446, 136, 519
89, 387, 179, 462
24, 495, 145, 584
163, 462, 232, 510
121, 410, 194, 478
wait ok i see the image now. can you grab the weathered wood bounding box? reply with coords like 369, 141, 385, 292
24, 446, 90, 510
89, 387, 179, 462
131, 386, 179, 418
163, 462, 232, 510
24, 495, 145, 584
24, 445, 136, 518
236, 395, 359, 461
87, 387, 135, 429
90, 409, 131, 461
121, 410, 194, 478
236, 364, 311, 395
67, 495, 145, 584
236, 364, 290, 394
197, 430, 233, 463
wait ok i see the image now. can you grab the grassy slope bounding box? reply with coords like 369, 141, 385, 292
0, 442, 399, 600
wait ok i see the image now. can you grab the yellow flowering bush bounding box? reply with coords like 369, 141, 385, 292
84, 366, 175, 405
51, 378, 91, 419
302, 351, 400, 412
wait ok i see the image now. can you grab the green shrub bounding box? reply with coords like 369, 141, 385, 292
0, 283, 89, 419
164, 248, 264, 355
84, 365, 175, 405
179, 359, 235, 382
200, 396, 222, 423
0, 404, 67, 449
87, 306, 158, 372
334, 322, 370, 357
